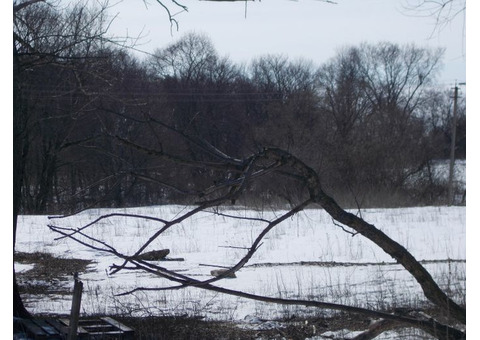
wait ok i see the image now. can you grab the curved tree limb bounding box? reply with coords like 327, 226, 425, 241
48, 145, 465, 339
258, 147, 465, 325
115, 259, 465, 340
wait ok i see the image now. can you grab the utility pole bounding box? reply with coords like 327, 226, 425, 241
447, 82, 465, 205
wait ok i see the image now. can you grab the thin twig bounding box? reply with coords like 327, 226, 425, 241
331, 218, 358, 237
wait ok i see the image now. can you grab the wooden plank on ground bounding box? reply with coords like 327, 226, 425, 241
21, 319, 47, 339
103, 317, 135, 339
102, 316, 135, 332
58, 317, 134, 339
45, 319, 69, 336
32, 319, 61, 337
59, 318, 89, 336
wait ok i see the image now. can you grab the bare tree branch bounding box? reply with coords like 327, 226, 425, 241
401, 0, 466, 35
115, 260, 464, 339
13, 0, 46, 14
49, 144, 466, 333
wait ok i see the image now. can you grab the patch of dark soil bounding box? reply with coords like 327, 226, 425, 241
117, 316, 260, 340
114, 313, 370, 340
15, 251, 94, 295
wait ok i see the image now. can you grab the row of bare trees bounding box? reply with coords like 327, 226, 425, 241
15, 18, 465, 215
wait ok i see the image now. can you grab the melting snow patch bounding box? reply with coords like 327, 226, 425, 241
308, 329, 363, 339
15, 263, 34, 273
237, 314, 286, 331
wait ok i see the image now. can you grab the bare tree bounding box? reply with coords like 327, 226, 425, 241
248, 54, 323, 183
13, 0, 122, 317
401, 0, 466, 34
148, 32, 219, 81
48, 115, 465, 339
315, 42, 445, 206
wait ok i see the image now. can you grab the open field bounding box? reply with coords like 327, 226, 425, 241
15, 204, 465, 339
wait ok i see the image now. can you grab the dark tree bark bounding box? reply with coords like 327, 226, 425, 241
262, 147, 465, 325
12, 0, 113, 317
13, 43, 32, 319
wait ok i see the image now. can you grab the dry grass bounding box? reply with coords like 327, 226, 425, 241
14, 252, 373, 339
15, 251, 93, 296
14, 251, 461, 339
89, 313, 369, 340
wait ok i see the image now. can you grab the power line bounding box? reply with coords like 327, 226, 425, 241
447, 81, 465, 205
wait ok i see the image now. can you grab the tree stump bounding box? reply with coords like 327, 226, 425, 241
136, 249, 170, 261
210, 269, 237, 278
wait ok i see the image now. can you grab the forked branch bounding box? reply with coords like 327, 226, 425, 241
49, 144, 465, 339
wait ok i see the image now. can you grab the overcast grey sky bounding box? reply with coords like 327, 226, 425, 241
107, 0, 466, 86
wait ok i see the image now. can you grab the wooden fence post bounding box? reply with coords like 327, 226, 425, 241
67, 278, 83, 340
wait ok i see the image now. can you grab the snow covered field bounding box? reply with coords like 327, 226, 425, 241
15, 204, 466, 328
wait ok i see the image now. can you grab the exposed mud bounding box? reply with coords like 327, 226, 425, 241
15, 251, 94, 296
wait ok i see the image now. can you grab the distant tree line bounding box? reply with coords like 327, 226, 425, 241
14, 3, 466, 215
